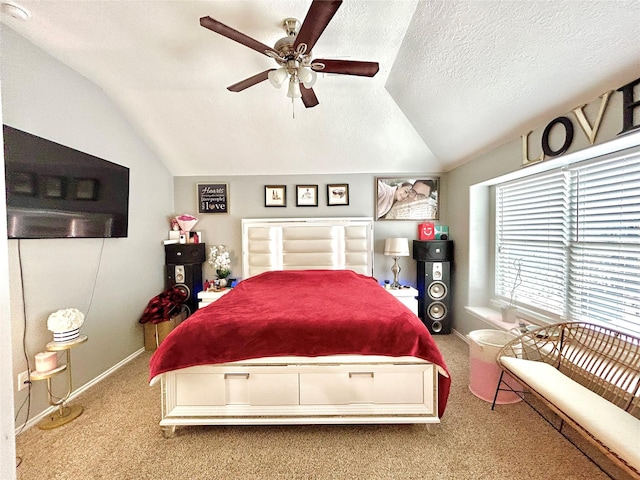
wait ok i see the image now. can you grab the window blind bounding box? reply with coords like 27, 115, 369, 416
496, 170, 568, 317
568, 153, 640, 333
495, 147, 640, 334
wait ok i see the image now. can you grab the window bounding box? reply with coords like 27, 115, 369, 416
496, 146, 640, 334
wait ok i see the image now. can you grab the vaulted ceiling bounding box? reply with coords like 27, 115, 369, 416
1, 1, 639, 176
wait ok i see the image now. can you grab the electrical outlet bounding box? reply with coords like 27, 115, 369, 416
17, 371, 30, 391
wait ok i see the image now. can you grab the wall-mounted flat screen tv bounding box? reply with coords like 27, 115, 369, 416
3, 125, 129, 239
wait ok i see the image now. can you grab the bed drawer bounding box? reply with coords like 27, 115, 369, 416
172, 368, 299, 407
162, 361, 438, 424
299, 365, 430, 405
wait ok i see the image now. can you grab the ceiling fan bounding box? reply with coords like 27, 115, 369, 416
200, 0, 379, 108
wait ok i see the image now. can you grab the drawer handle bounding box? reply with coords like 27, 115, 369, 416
224, 373, 250, 379
349, 372, 374, 378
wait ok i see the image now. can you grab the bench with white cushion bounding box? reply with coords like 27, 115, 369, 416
492, 322, 640, 479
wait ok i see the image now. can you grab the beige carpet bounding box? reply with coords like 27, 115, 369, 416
15, 334, 632, 480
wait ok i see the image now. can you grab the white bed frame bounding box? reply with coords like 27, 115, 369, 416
158, 218, 441, 436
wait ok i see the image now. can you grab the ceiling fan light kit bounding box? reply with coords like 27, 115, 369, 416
1, 1, 30, 20
297, 66, 317, 89
268, 68, 288, 89
199, 0, 379, 111
287, 77, 302, 99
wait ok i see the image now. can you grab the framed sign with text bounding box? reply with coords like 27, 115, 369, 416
197, 183, 229, 214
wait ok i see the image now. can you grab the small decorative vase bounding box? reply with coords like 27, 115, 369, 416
501, 307, 518, 323
53, 328, 80, 342
216, 269, 230, 288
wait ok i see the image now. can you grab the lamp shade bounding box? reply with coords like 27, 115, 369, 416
286, 78, 302, 98
297, 66, 317, 89
384, 238, 410, 256
268, 68, 288, 88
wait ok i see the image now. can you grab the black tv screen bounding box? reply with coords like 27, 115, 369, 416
3, 125, 129, 239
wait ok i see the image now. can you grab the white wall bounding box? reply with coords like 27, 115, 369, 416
2, 26, 174, 429
0, 60, 17, 480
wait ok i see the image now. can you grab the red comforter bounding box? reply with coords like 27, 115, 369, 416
149, 270, 451, 417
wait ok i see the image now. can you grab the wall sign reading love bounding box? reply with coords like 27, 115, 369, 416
197, 183, 229, 214
521, 76, 639, 166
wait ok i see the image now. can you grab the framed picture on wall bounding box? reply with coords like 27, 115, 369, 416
76, 178, 99, 200
43, 176, 66, 199
10, 172, 36, 196
376, 177, 439, 220
265, 185, 286, 207
296, 185, 318, 207
327, 184, 349, 206
197, 183, 229, 214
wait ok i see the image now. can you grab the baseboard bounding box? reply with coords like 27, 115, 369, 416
452, 328, 468, 344
15, 347, 145, 434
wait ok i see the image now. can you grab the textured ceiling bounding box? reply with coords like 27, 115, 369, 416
386, 1, 640, 169
1, 1, 639, 176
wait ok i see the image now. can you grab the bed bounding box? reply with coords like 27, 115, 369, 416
150, 218, 450, 436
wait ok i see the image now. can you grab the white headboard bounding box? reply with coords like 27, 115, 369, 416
242, 218, 374, 278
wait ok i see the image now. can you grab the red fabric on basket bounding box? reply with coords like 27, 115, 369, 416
149, 270, 451, 417
139, 286, 188, 325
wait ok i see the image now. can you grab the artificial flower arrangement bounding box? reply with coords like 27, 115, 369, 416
208, 244, 231, 278
175, 213, 198, 232
47, 308, 85, 341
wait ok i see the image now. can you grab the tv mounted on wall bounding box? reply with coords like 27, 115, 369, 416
3, 125, 130, 239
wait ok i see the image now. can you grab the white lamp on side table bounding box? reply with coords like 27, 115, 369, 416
384, 238, 410, 289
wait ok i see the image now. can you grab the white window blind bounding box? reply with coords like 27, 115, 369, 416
496, 170, 569, 317
496, 147, 640, 334
567, 153, 640, 333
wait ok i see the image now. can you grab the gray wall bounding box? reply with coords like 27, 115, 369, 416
2, 26, 174, 428
173, 173, 450, 286
444, 80, 637, 337
4, 17, 634, 465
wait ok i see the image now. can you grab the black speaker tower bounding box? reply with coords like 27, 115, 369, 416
413, 240, 453, 334
164, 243, 206, 316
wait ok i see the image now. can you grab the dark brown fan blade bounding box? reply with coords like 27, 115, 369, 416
301, 85, 319, 108
294, 0, 342, 52
227, 70, 275, 92
200, 16, 276, 57
312, 59, 379, 77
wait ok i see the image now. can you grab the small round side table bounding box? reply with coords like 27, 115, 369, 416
30, 334, 88, 430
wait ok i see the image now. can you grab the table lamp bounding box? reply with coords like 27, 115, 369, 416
384, 238, 410, 289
